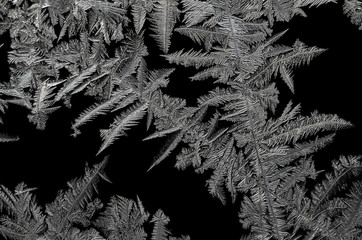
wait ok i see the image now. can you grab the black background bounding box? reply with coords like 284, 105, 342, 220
0, 2, 361, 239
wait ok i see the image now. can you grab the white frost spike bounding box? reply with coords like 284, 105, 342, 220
149, 0, 180, 53
97, 102, 148, 155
